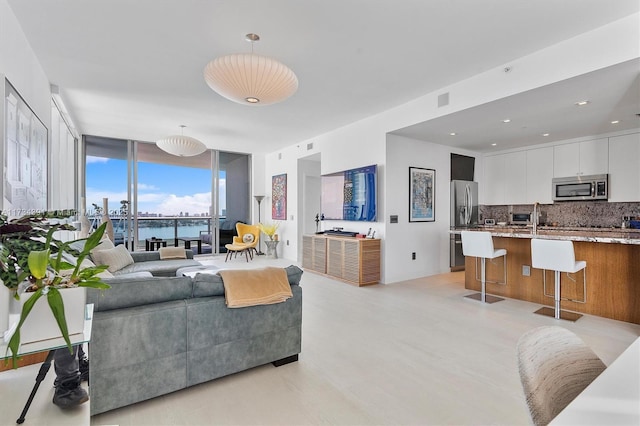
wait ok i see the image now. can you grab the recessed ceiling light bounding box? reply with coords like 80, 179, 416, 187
611, 120, 620, 124
502, 119, 511, 123
575, 100, 590, 106
491, 143, 497, 146
542, 133, 550, 137
449, 132, 457, 136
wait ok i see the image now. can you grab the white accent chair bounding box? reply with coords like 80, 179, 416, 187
530, 239, 586, 321
516, 326, 606, 426
460, 231, 506, 303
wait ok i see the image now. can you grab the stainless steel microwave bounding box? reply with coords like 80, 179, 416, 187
509, 212, 532, 225
552, 174, 608, 201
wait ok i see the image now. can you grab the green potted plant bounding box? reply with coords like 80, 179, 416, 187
258, 222, 279, 241
0, 212, 111, 368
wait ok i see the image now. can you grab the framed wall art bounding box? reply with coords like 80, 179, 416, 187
409, 167, 435, 222
272, 173, 287, 220
4, 79, 48, 213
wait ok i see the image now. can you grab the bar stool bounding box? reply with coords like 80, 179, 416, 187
530, 239, 586, 321
461, 231, 506, 303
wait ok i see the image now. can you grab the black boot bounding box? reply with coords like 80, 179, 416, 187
53, 377, 89, 408
79, 356, 89, 383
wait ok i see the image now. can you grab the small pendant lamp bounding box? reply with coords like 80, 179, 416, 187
156, 125, 207, 157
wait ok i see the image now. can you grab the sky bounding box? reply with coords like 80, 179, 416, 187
85, 156, 226, 217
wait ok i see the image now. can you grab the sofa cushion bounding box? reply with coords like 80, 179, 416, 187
61, 252, 115, 279
130, 250, 195, 263
242, 233, 254, 243
220, 220, 235, 230
91, 244, 135, 273
107, 271, 154, 279
192, 273, 226, 297
89, 237, 115, 259
87, 276, 193, 311
284, 265, 303, 285
114, 259, 201, 277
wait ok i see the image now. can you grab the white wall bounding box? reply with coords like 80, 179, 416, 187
385, 134, 480, 283
1, 0, 74, 212
297, 156, 321, 259
0, 1, 50, 126
261, 13, 639, 284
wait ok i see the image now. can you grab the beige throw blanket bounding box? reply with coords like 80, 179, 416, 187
219, 267, 293, 308
158, 247, 187, 259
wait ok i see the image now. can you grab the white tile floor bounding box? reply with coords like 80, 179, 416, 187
3, 255, 638, 426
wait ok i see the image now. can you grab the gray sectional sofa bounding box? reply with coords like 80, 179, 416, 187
86, 266, 303, 415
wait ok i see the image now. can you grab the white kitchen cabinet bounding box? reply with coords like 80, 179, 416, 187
526, 146, 554, 204
553, 138, 608, 177
608, 133, 640, 202
483, 154, 505, 205
503, 151, 527, 204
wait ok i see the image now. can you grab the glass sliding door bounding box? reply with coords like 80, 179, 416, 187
84, 136, 249, 254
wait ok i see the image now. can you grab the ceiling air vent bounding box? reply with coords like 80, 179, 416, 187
438, 92, 450, 107
307, 142, 314, 150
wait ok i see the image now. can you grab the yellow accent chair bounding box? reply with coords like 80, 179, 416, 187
224, 223, 260, 262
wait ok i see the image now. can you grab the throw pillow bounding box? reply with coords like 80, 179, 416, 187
59, 254, 114, 279
242, 233, 255, 244
158, 247, 187, 260
91, 244, 135, 273
89, 237, 115, 263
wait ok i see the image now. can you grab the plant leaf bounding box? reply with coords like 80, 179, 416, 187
83, 223, 107, 254
47, 288, 73, 354
78, 280, 111, 290
27, 249, 50, 279
6, 288, 43, 368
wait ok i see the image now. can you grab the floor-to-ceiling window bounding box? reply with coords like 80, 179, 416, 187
136, 142, 212, 249
83, 136, 250, 253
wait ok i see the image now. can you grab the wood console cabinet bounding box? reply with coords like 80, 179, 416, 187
302, 235, 380, 286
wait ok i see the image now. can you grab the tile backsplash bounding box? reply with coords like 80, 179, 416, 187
480, 201, 640, 228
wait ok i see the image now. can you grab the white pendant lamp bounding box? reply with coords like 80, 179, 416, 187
203, 33, 298, 106
156, 125, 207, 157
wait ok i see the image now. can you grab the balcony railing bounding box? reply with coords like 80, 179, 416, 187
95, 215, 219, 250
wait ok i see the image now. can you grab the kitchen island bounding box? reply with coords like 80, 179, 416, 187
453, 226, 640, 324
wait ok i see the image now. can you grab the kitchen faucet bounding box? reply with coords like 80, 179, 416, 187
532, 202, 540, 235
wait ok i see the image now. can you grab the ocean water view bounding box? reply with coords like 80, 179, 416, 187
136, 224, 210, 241
108, 219, 214, 245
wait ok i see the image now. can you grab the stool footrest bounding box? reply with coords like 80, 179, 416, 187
464, 293, 504, 304
534, 306, 582, 322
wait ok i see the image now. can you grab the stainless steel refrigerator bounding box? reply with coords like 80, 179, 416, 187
450, 180, 478, 270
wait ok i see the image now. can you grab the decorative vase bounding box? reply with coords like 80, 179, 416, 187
79, 214, 92, 238
5, 287, 86, 344
102, 197, 114, 241
264, 240, 279, 259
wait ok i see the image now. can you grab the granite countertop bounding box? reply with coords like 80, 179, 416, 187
450, 225, 640, 245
